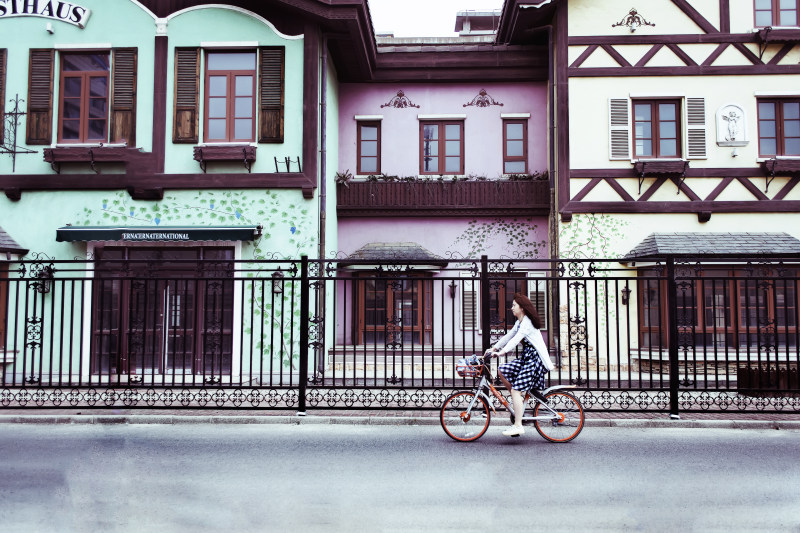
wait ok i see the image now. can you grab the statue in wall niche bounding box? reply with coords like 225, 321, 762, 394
715, 104, 748, 147
722, 109, 742, 142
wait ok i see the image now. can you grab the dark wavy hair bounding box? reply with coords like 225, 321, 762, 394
514, 292, 542, 330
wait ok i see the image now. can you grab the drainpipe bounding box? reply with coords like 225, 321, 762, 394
526, 22, 559, 362
527, 24, 556, 260
316, 32, 328, 379
319, 32, 327, 264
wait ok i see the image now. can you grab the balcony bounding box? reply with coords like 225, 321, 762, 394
336, 178, 550, 217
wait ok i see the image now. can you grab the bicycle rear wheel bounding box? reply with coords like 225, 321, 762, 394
440, 391, 491, 442
533, 391, 585, 443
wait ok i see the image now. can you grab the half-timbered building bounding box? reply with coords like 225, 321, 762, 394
499, 0, 800, 377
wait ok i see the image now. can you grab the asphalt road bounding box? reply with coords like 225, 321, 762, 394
0, 423, 798, 532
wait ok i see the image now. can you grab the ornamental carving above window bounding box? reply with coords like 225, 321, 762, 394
380, 90, 420, 109
611, 8, 655, 32
463, 89, 503, 108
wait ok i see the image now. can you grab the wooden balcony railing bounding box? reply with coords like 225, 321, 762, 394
336, 179, 550, 217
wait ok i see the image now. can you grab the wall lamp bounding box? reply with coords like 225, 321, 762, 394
272, 270, 284, 294
448, 280, 457, 299
621, 286, 631, 305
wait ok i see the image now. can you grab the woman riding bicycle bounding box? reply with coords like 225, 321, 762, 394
485, 292, 555, 437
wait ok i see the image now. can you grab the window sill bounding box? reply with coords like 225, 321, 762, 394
193, 144, 257, 173
754, 27, 800, 42
633, 159, 689, 175
43, 145, 143, 174
761, 157, 800, 176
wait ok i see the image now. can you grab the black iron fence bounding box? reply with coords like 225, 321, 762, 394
1, 254, 798, 413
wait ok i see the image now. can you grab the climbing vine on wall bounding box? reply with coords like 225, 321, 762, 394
448, 218, 546, 259
74, 189, 314, 259
558, 214, 631, 333
558, 213, 629, 259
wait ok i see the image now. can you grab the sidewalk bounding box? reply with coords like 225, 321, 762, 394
1, 408, 799, 430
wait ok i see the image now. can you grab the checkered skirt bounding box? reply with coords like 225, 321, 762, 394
498, 338, 548, 392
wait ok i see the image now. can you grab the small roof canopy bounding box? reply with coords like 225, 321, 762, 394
56, 225, 261, 243
623, 232, 800, 261
0, 226, 28, 255
339, 242, 448, 269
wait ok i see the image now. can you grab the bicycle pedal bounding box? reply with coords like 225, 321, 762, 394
510, 434, 521, 438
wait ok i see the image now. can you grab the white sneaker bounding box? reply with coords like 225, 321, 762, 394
502, 426, 525, 437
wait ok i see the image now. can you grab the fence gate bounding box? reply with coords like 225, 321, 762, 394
1, 255, 798, 414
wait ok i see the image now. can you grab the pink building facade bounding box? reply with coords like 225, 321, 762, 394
336, 78, 551, 348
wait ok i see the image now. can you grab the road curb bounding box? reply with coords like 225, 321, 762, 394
1, 414, 799, 429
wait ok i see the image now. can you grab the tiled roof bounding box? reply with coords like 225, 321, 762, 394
342, 242, 447, 267
0, 226, 27, 255
624, 232, 800, 259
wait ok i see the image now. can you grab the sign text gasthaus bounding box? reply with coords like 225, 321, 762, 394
0, 1, 91, 28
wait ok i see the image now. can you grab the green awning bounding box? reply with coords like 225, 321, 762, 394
56, 225, 261, 242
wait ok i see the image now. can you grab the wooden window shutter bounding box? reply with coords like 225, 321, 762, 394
110, 48, 137, 145
527, 272, 548, 330
173, 47, 199, 143
26, 48, 54, 145
259, 46, 284, 143
608, 98, 630, 160
0, 49, 6, 146
460, 272, 479, 330
685, 97, 707, 159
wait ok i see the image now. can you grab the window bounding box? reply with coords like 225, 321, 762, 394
420, 121, 464, 174
461, 273, 548, 332
26, 48, 136, 146
173, 46, 284, 144
356, 275, 432, 345
609, 97, 706, 160
503, 119, 528, 174
755, 0, 799, 27
757, 99, 800, 157
92, 247, 234, 377
204, 51, 256, 142
637, 267, 798, 349
633, 99, 680, 158
58, 53, 110, 143
357, 121, 381, 174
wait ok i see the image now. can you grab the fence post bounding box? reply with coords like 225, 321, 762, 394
480, 255, 491, 353
298, 255, 309, 415
666, 257, 680, 419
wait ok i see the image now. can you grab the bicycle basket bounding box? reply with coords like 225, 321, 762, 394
456, 358, 482, 377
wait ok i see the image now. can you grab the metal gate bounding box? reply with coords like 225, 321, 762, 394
1, 254, 798, 413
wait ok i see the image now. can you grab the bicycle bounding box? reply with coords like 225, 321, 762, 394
440, 354, 585, 443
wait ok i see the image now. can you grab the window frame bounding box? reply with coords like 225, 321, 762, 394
203, 50, 258, 144
757, 98, 800, 157
632, 98, 682, 159
502, 119, 528, 174
57, 51, 111, 144
355, 274, 433, 345
636, 267, 799, 350
357, 120, 381, 175
92, 246, 235, 376
755, 0, 800, 27
419, 120, 465, 175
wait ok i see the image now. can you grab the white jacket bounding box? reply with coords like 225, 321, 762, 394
492, 315, 555, 371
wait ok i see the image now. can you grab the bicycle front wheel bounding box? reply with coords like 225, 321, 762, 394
533, 391, 585, 443
440, 391, 491, 442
